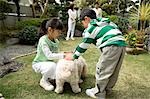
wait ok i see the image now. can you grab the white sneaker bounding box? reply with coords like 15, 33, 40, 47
71, 38, 75, 40
66, 37, 69, 40
86, 88, 97, 98
40, 79, 54, 91
0, 93, 5, 99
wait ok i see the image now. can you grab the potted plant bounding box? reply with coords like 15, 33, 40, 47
135, 30, 145, 48
125, 29, 137, 54
128, 2, 150, 54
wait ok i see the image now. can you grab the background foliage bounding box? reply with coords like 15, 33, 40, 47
18, 26, 38, 45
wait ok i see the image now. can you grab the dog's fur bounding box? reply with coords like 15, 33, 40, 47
55, 57, 87, 94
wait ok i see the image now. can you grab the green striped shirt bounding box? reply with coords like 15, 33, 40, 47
73, 18, 126, 59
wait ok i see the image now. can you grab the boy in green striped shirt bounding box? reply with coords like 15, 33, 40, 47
65, 8, 126, 99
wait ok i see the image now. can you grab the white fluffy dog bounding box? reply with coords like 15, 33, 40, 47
55, 56, 87, 94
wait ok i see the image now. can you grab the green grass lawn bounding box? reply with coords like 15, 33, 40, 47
0, 37, 150, 99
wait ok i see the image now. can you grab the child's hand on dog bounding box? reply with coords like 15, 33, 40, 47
64, 52, 74, 60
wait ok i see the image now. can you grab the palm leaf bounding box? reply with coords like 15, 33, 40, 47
129, 2, 150, 29
140, 3, 150, 21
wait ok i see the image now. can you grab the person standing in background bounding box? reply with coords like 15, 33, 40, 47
66, 3, 77, 41
93, 2, 102, 18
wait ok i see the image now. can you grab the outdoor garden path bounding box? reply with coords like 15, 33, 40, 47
0, 44, 36, 78
0, 44, 36, 59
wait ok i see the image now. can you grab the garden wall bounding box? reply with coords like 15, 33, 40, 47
0, 3, 33, 28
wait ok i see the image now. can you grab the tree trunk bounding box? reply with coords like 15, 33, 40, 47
40, 0, 48, 18
140, 20, 145, 31
138, 20, 141, 30
117, 0, 121, 13
13, 0, 20, 21
38, 2, 44, 13
31, 4, 36, 18
142, 21, 146, 30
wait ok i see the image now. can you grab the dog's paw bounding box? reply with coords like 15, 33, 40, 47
73, 88, 81, 93
55, 88, 63, 94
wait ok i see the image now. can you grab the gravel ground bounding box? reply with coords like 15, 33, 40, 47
0, 44, 36, 78
0, 44, 36, 59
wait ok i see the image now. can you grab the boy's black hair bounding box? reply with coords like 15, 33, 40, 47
46, 18, 63, 30
80, 8, 96, 21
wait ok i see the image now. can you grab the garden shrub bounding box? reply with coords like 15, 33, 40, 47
18, 26, 38, 45
0, 0, 12, 41
102, 11, 109, 17
116, 16, 129, 34
76, 22, 84, 32
16, 18, 45, 29
47, 3, 68, 24
0, 0, 12, 14
106, 15, 129, 34
47, 4, 60, 17
74, 22, 84, 37
125, 29, 137, 48
101, 3, 116, 15
108, 15, 118, 24
145, 27, 150, 51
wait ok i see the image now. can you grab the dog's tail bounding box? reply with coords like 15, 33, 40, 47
81, 63, 87, 78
